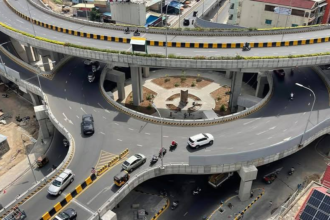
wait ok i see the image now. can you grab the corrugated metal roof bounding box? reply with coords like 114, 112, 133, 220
252, 0, 316, 9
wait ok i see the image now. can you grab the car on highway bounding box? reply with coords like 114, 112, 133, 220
188, 133, 214, 149
171, 201, 179, 210
84, 59, 96, 66
122, 153, 146, 172
183, 18, 190, 26
273, 69, 285, 78
48, 169, 75, 196
82, 114, 94, 135
54, 208, 77, 220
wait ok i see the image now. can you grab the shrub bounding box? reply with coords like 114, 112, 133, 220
164, 74, 170, 82
196, 74, 202, 82
146, 94, 152, 101
129, 100, 134, 105
191, 81, 196, 87
147, 103, 152, 110
217, 96, 221, 101
220, 104, 226, 112
174, 83, 179, 87
181, 71, 186, 82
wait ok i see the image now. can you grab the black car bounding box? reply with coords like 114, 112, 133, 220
273, 69, 285, 78
54, 208, 77, 220
82, 114, 94, 135
183, 18, 190, 26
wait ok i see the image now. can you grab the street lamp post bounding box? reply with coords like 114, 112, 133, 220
165, 3, 172, 58
21, 134, 38, 183
84, 0, 89, 21
295, 83, 316, 147
151, 103, 164, 169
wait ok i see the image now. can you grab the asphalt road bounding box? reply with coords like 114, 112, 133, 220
2, 0, 330, 58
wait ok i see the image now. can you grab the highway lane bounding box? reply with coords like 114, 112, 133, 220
1, 45, 330, 219
0, 129, 68, 207
2, 0, 330, 59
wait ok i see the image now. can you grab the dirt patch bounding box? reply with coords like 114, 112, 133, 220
41, 0, 73, 15
125, 87, 157, 115
152, 75, 213, 89
0, 87, 39, 178
210, 86, 232, 116
166, 104, 180, 111
166, 93, 201, 101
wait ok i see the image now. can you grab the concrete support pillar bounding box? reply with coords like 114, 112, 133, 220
38, 49, 51, 71
25, 45, 35, 63
34, 105, 50, 139
225, 70, 233, 79
33, 47, 40, 61
28, 92, 42, 106
255, 73, 268, 98
50, 52, 61, 63
0, 76, 10, 84
142, 67, 150, 78
131, 67, 143, 106
238, 165, 258, 202
229, 70, 243, 112
105, 66, 126, 101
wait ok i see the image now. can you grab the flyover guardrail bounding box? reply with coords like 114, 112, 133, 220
26, 0, 330, 36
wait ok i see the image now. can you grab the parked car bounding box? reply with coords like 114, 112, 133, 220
82, 114, 94, 135
36, 155, 49, 168
54, 208, 77, 220
188, 133, 214, 149
122, 153, 146, 172
84, 59, 96, 66
48, 169, 75, 196
273, 69, 285, 78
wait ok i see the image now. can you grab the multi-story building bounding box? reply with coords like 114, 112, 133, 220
227, 0, 328, 28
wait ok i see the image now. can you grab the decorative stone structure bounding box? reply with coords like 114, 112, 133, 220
0, 134, 10, 157
180, 90, 188, 106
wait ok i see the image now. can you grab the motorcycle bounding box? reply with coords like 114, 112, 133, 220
242, 46, 251, 51
288, 168, 295, 176
63, 138, 69, 147
192, 187, 201, 195
133, 31, 140, 36
124, 29, 130, 34
150, 155, 158, 165
159, 147, 167, 157
169, 142, 177, 151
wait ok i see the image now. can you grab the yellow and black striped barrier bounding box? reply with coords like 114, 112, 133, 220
119, 149, 129, 159
151, 199, 170, 220
40, 174, 97, 220
108, 156, 119, 167
5, 0, 330, 49
96, 165, 109, 176
234, 190, 265, 220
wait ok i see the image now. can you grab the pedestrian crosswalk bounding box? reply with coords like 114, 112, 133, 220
94, 150, 118, 170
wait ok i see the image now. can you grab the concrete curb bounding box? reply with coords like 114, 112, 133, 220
234, 190, 264, 220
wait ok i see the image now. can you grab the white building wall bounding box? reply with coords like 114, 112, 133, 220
239, 0, 310, 28
110, 2, 146, 26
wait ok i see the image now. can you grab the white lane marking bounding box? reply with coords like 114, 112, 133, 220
308, 103, 310, 106
257, 130, 267, 135
267, 136, 273, 139
283, 129, 287, 132
72, 199, 94, 214
114, 123, 119, 125
64, 89, 66, 92
69, 106, 72, 110
62, 113, 73, 124
16, 19, 24, 24
66, 81, 68, 83
117, 139, 122, 141
76, 115, 79, 119
98, 103, 110, 113
303, 112, 306, 115
283, 137, 291, 141
129, 128, 134, 131
243, 118, 261, 125
137, 144, 143, 147
184, 212, 188, 216
145, 133, 150, 135
103, 116, 106, 119
100, 132, 105, 135
93, 109, 97, 112
163, 136, 169, 138
269, 126, 276, 130
80, 107, 87, 114
249, 143, 254, 145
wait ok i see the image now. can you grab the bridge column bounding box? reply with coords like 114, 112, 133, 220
225, 70, 233, 79
34, 105, 51, 139
24, 45, 36, 64
142, 67, 150, 78
229, 70, 243, 112
37, 49, 51, 71
28, 91, 42, 106
131, 66, 143, 106
255, 73, 268, 98
238, 165, 258, 201
105, 65, 126, 101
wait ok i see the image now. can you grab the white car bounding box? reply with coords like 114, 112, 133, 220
48, 169, 75, 196
122, 154, 146, 172
188, 133, 214, 149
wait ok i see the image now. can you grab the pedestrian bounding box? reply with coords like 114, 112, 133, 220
269, 201, 273, 207
228, 203, 233, 209
290, 92, 294, 100
184, 113, 187, 118
91, 167, 96, 174
250, 190, 254, 198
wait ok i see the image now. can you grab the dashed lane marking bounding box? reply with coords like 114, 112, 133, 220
145, 133, 150, 135
129, 128, 134, 131
100, 132, 105, 135
117, 139, 122, 141
80, 107, 87, 114
72, 199, 95, 214
137, 144, 143, 147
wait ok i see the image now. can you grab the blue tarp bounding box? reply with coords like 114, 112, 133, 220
145, 15, 159, 27
103, 12, 111, 16
168, 1, 183, 9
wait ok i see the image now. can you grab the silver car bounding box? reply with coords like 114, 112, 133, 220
122, 154, 146, 172
48, 169, 75, 196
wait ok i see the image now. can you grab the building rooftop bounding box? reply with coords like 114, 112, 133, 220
252, 0, 316, 9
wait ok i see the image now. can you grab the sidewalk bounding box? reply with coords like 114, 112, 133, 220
209, 188, 264, 220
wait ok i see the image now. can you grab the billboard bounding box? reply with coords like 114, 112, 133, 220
274, 7, 292, 15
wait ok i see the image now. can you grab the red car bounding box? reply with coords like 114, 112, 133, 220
273, 69, 285, 77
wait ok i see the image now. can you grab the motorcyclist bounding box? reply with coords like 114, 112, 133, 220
135, 29, 139, 34
124, 27, 129, 33
291, 167, 295, 173
291, 92, 294, 100
171, 140, 177, 146
244, 42, 250, 49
